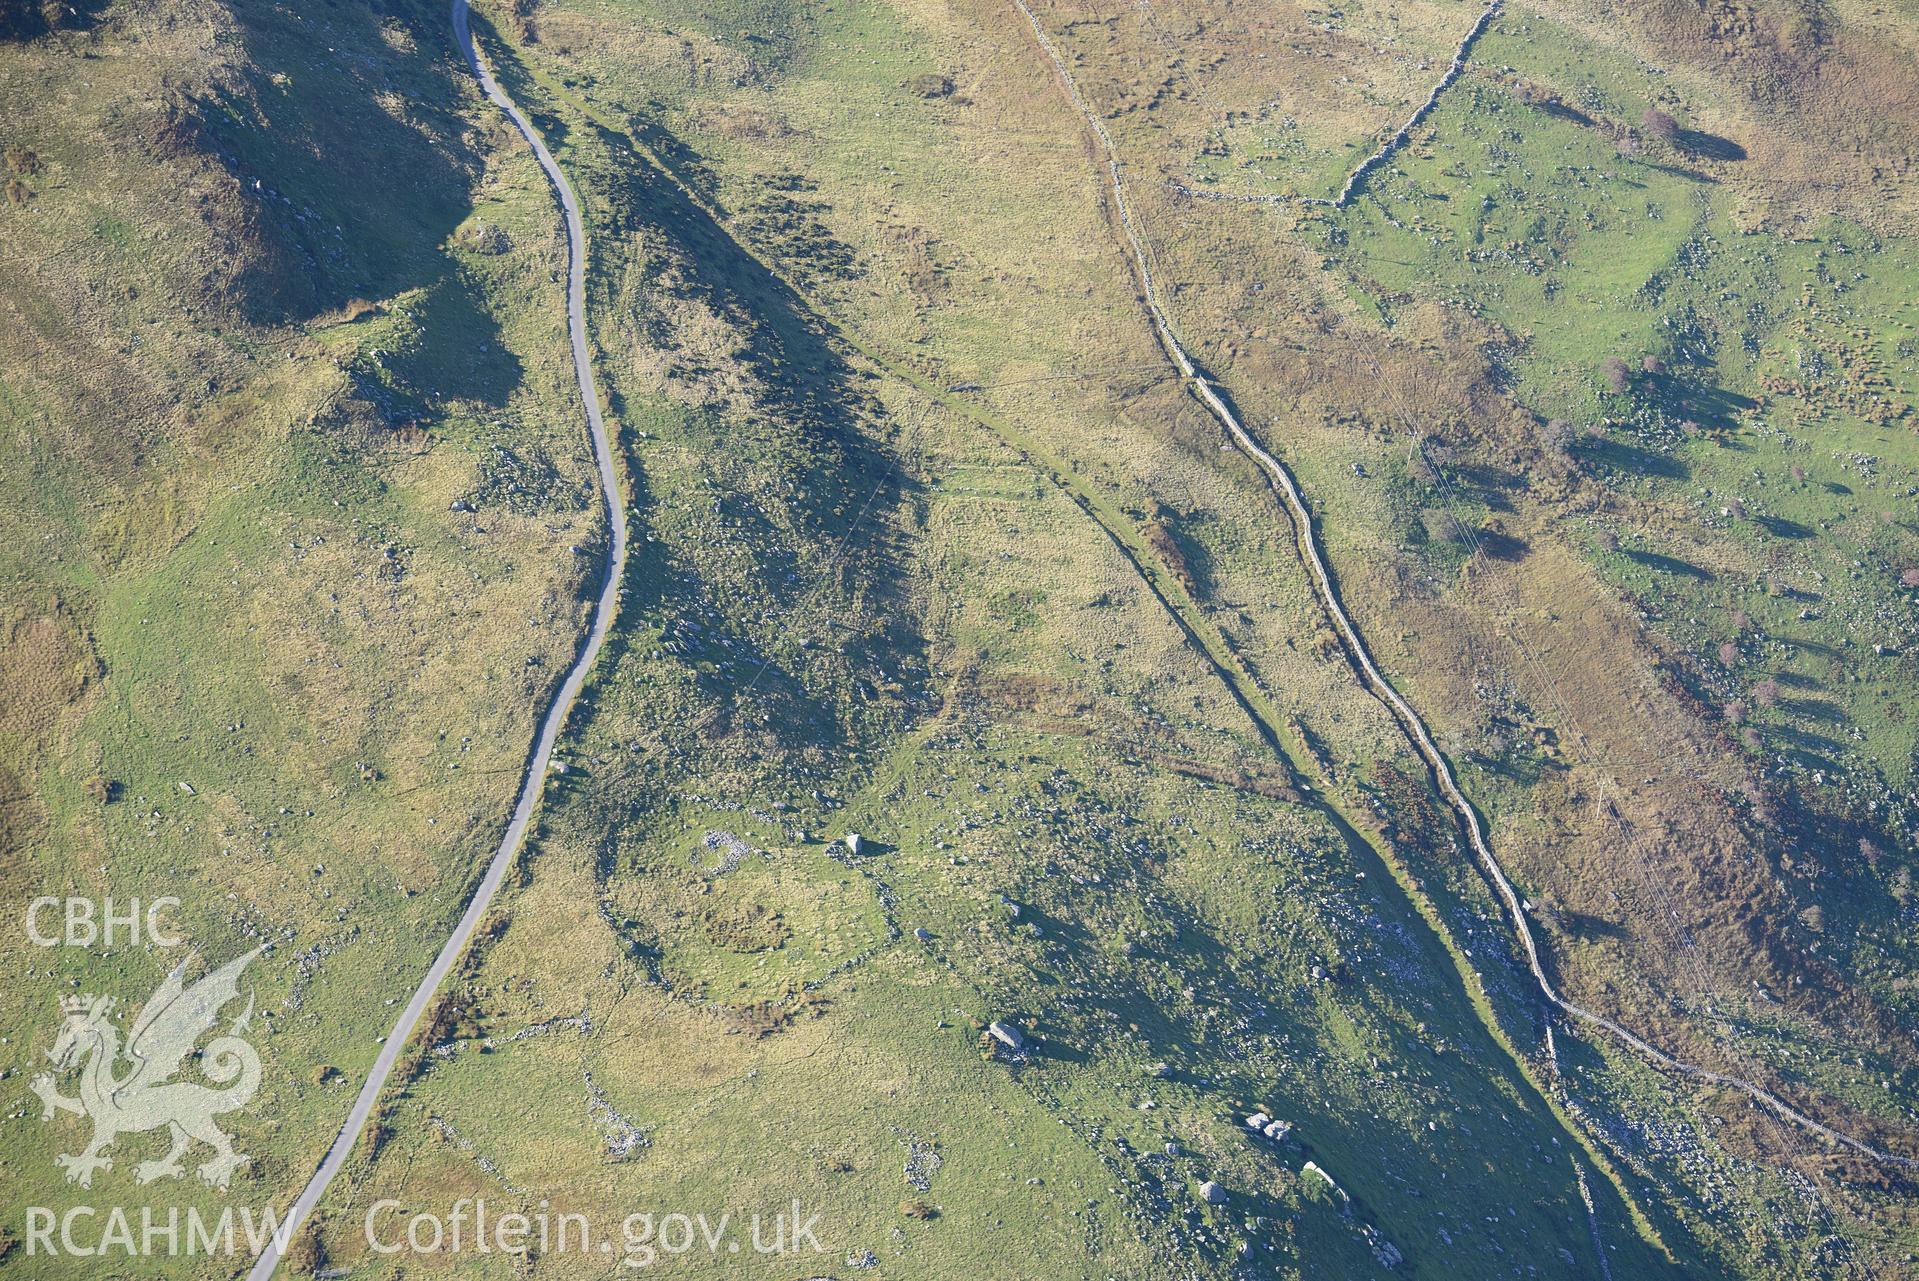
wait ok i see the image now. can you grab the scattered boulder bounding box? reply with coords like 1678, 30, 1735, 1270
1365, 1225, 1404, 1268
1198, 1180, 1228, 1205
458, 223, 511, 255
986, 1020, 1024, 1051
1246, 1111, 1293, 1142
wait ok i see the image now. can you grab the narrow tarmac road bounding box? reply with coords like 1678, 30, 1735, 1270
246, 4, 627, 1274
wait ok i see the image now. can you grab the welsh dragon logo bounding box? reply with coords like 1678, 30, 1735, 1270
31, 947, 264, 1189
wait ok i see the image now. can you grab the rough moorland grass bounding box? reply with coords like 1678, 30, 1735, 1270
305, 3, 1697, 1278
1328, 3, 1919, 1007
0, 1, 603, 1271
1298, 6, 1919, 1266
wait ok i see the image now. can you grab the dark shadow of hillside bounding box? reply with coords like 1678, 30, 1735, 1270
1447, 461, 1522, 512
1641, 368, 1757, 433
1635, 158, 1718, 185
465, 23, 926, 778
1532, 99, 1596, 128
1625, 547, 1714, 580
577, 120, 870, 478
0, 0, 105, 41
200, 0, 510, 397
481, 18, 870, 485
1754, 513, 1813, 540
1677, 128, 1747, 162
1587, 436, 1689, 480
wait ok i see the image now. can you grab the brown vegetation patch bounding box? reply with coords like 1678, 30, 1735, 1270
701, 899, 791, 954
725, 986, 828, 1039
0, 609, 96, 757
1546, 0, 1919, 223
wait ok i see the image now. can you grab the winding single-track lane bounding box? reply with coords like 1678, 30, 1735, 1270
246, 5, 627, 1275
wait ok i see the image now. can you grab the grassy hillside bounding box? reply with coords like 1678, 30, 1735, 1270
0, 0, 603, 1271
4, 0, 1917, 1278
